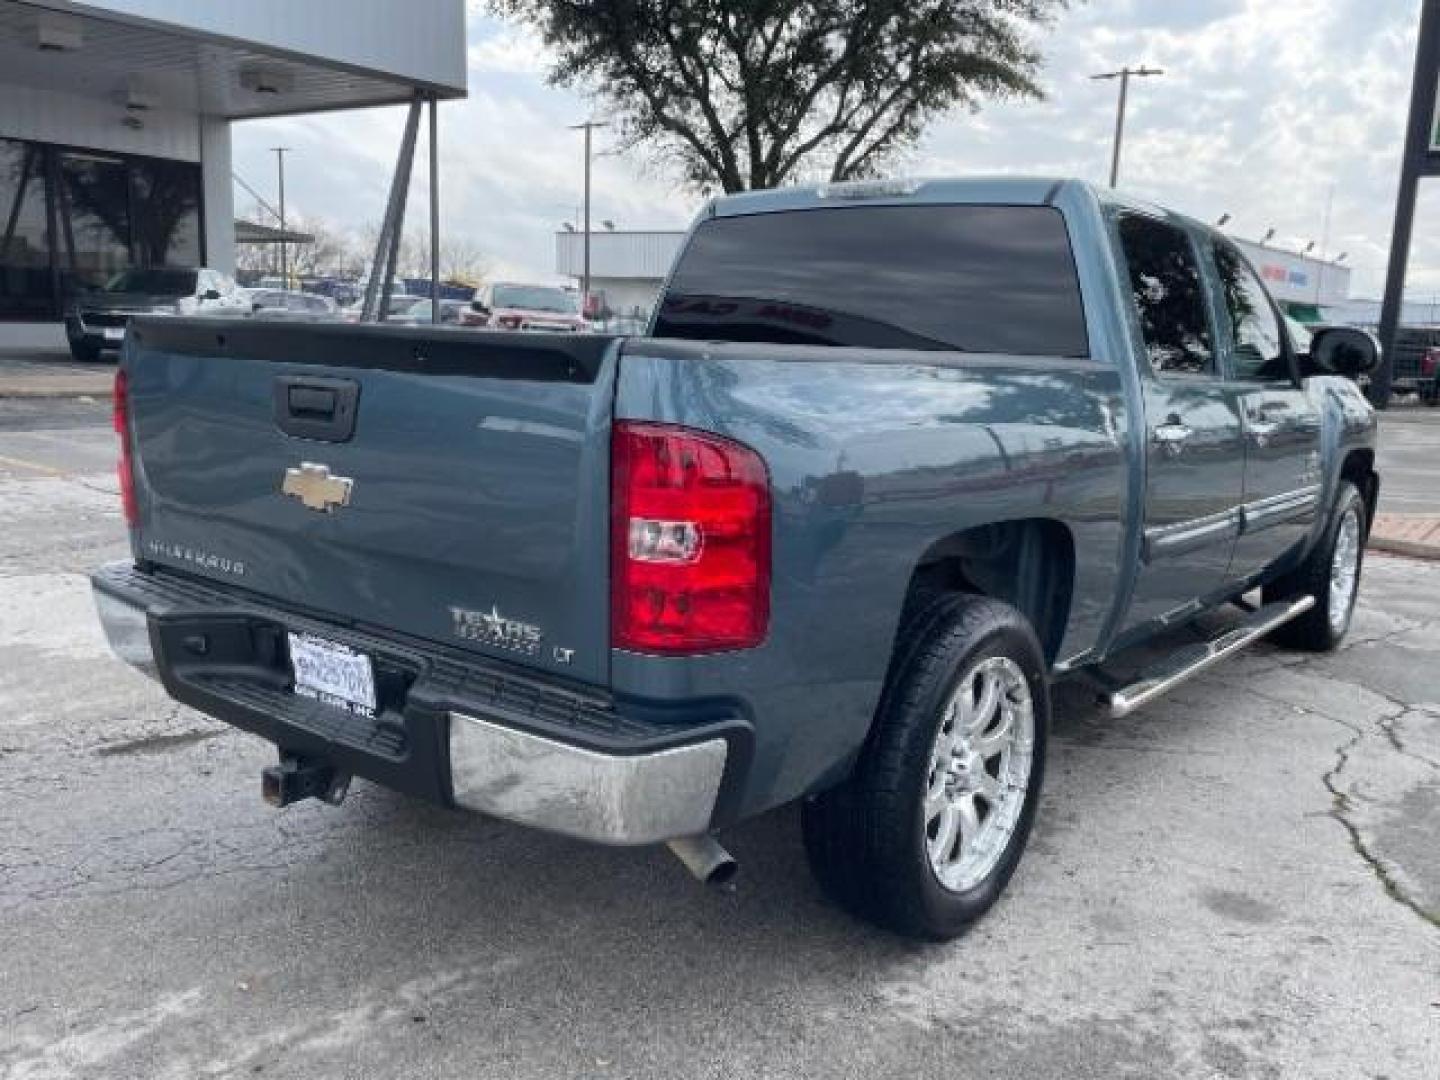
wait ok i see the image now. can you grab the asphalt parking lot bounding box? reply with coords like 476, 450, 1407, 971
1, 397, 1437, 1079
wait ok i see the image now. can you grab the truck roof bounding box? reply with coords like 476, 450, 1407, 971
706, 176, 1183, 221
707, 176, 1078, 217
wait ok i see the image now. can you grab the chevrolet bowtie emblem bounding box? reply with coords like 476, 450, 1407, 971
281, 463, 353, 513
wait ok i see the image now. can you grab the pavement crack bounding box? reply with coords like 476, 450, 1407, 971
1378, 710, 1440, 774
1322, 712, 1440, 932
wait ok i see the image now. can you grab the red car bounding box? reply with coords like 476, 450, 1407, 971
467, 282, 585, 332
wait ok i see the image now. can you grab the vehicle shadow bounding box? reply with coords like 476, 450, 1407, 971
221, 602, 1298, 1067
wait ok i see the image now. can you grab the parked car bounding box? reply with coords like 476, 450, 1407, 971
242, 289, 338, 319
471, 282, 585, 332
594, 315, 650, 336
1421, 346, 1440, 406
64, 267, 245, 362
1388, 325, 1440, 396
93, 178, 1380, 939
396, 298, 471, 325
338, 294, 418, 323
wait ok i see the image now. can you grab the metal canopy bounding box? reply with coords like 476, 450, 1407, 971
234, 219, 313, 245
0, 0, 459, 119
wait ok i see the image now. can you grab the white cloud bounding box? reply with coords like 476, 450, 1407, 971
232, 3, 1432, 296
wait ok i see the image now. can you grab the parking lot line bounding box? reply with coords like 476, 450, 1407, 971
0, 451, 67, 477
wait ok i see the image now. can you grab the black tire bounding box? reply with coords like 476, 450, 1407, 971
1263, 481, 1367, 652
68, 339, 101, 363
802, 594, 1050, 940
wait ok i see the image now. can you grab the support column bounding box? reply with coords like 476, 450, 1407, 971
199, 116, 235, 275
361, 96, 423, 323
429, 94, 440, 324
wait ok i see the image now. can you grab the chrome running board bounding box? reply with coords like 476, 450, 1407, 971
1098, 595, 1315, 719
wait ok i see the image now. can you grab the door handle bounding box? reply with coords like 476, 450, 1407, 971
273, 376, 360, 442
1152, 421, 1192, 456
287, 385, 337, 421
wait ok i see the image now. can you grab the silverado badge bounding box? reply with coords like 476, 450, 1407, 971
281, 462, 353, 513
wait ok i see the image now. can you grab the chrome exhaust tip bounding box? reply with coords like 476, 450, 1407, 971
666, 835, 738, 889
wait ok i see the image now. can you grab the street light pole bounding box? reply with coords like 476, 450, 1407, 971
569, 120, 608, 318
1091, 67, 1163, 188
270, 146, 289, 284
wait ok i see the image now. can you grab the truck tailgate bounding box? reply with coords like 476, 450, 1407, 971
123, 318, 617, 687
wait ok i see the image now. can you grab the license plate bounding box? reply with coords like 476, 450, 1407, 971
103, 327, 125, 341
288, 632, 376, 716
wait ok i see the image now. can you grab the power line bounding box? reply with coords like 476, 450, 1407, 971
232, 171, 282, 223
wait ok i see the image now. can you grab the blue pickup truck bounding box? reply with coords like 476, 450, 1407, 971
93, 178, 1381, 939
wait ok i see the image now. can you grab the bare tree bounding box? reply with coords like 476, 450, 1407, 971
370, 225, 491, 285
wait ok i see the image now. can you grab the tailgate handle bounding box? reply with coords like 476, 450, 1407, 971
274, 376, 360, 442
288, 385, 336, 419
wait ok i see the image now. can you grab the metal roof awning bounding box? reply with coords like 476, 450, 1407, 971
235, 219, 313, 245
0, 0, 466, 120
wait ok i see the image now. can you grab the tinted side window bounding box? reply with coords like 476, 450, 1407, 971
1116, 214, 1214, 376
654, 205, 1088, 357
1213, 243, 1286, 381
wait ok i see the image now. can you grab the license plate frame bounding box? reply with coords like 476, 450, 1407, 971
287, 631, 377, 716
102, 327, 125, 342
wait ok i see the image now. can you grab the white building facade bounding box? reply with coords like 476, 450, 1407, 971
1, 0, 465, 346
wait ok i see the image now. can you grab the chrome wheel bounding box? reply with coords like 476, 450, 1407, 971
1329, 507, 1361, 635
923, 655, 1036, 893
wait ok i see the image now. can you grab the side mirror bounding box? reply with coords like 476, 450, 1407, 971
202, 288, 222, 301
1310, 326, 1381, 378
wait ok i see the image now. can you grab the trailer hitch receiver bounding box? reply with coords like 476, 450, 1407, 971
261, 755, 351, 808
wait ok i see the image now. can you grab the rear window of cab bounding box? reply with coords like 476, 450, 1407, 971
653, 204, 1088, 357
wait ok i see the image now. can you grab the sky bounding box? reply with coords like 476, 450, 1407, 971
233, 0, 1435, 299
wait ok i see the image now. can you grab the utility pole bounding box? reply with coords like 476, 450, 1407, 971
271, 146, 289, 284
1315, 184, 1334, 306
569, 120, 608, 319
1091, 66, 1163, 188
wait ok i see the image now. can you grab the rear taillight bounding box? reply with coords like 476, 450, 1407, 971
611, 422, 771, 654
1423, 347, 1440, 377
113, 369, 138, 527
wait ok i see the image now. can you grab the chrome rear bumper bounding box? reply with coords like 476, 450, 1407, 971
93, 588, 159, 680
91, 565, 736, 846
449, 711, 728, 845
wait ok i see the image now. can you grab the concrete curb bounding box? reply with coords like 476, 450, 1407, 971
1369, 536, 1440, 560
1369, 514, 1440, 561
0, 381, 112, 400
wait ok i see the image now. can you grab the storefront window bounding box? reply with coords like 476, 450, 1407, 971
131, 158, 201, 267
0, 139, 202, 320
0, 139, 54, 321
56, 151, 133, 300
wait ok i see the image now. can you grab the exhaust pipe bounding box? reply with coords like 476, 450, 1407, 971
666, 835, 738, 889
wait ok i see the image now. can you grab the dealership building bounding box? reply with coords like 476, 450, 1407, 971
0, 0, 465, 348
559, 223, 1353, 325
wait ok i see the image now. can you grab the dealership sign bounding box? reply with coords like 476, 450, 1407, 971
1234, 238, 1348, 306
1257, 262, 1308, 289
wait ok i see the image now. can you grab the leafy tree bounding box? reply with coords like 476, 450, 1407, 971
492, 0, 1066, 192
